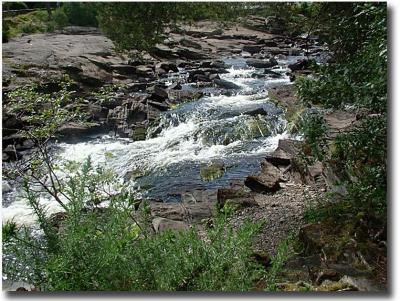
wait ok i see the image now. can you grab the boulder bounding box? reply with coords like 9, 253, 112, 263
265, 148, 292, 166
264, 69, 282, 78
213, 78, 241, 90
152, 217, 189, 233
288, 59, 311, 71
243, 108, 268, 117
150, 85, 169, 102
246, 58, 278, 68
245, 161, 282, 193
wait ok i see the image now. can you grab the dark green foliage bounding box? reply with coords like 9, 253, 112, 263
96, 2, 245, 51
297, 3, 387, 222
2, 2, 29, 11
46, 213, 264, 291
4, 156, 266, 291
299, 110, 328, 162
61, 2, 98, 27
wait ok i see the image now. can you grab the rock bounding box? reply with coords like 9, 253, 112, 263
338, 276, 380, 292
179, 38, 202, 50
135, 65, 154, 76
181, 189, 218, 204
176, 47, 208, 60
299, 223, 326, 255
308, 161, 324, 178
245, 161, 282, 193
152, 217, 189, 233
150, 197, 216, 224
2, 181, 12, 193
150, 85, 169, 102
259, 39, 278, 47
277, 139, 302, 157
213, 78, 241, 90
246, 58, 278, 68
156, 62, 179, 73
242, 44, 263, 55
168, 82, 182, 90
167, 90, 203, 104
150, 45, 179, 59
200, 60, 228, 69
200, 160, 225, 182
3, 152, 10, 162
265, 148, 292, 166
264, 69, 282, 78
315, 269, 340, 285
243, 108, 268, 117
147, 100, 169, 112
58, 122, 95, 138
110, 64, 137, 75
288, 59, 311, 72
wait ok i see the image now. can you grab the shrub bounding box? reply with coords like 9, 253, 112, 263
52, 8, 69, 29
61, 3, 98, 27
3, 154, 266, 291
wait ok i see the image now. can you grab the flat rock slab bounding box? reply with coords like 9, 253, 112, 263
152, 217, 189, 233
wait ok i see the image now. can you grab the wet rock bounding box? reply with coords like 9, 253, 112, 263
245, 161, 282, 193
168, 82, 182, 90
243, 108, 268, 117
152, 217, 189, 233
288, 59, 311, 71
149, 85, 169, 102
156, 62, 179, 73
246, 58, 278, 68
200, 160, 226, 182
264, 69, 282, 78
167, 90, 203, 103
213, 78, 241, 90
200, 60, 228, 69
147, 100, 169, 112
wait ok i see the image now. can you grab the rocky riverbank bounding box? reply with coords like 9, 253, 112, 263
4, 17, 383, 292
2, 18, 326, 162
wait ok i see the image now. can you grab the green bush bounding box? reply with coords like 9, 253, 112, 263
61, 3, 98, 27
3, 156, 266, 291
52, 8, 69, 29
296, 3, 387, 221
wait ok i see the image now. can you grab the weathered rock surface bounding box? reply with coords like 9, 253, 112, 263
245, 160, 283, 193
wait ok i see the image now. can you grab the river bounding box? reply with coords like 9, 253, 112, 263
2, 56, 300, 226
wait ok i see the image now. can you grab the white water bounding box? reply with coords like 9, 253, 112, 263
3, 57, 294, 226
